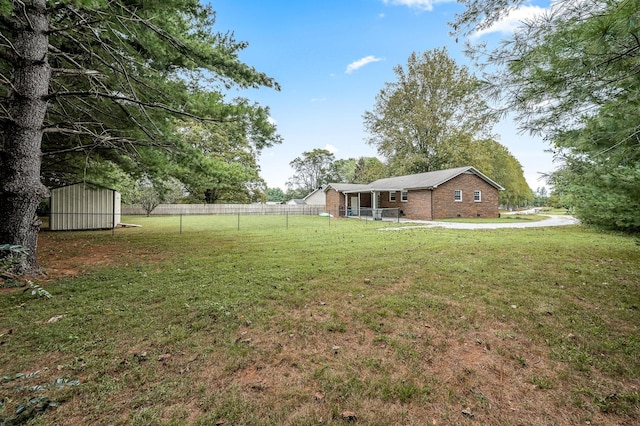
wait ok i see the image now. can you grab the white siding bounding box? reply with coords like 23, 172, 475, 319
50, 184, 121, 230
303, 189, 326, 206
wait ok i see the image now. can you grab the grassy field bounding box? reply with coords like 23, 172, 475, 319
1, 215, 639, 425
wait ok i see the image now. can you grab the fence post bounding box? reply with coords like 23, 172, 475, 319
237, 212, 240, 231
286, 211, 289, 229
180, 214, 183, 234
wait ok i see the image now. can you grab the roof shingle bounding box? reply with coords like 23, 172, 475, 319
325, 166, 503, 193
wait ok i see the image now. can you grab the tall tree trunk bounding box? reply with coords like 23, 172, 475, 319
0, 0, 50, 274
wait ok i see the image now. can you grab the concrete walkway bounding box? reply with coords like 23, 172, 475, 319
380, 215, 579, 230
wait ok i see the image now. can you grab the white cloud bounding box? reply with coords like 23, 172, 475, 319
472, 5, 547, 38
381, 0, 444, 12
267, 116, 277, 126
324, 144, 338, 154
345, 55, 383, 74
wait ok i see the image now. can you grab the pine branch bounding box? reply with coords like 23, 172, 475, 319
44, 90, 226, 122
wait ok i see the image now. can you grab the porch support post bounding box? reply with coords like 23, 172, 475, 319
358, 193, 361, 216
344, 193, 348, 216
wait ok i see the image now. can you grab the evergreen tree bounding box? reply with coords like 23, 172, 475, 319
0, 1, 280, 272
453, 0, 640, 231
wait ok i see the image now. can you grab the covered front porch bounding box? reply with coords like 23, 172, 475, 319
338, 190, 401, 221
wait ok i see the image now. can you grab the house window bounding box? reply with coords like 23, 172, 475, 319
474, 190, 482, 202
389, 191, 396, 202
454, 190, 462, 202
401, 191, 408, 202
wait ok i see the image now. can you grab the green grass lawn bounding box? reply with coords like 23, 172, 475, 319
1, 215, 639, 425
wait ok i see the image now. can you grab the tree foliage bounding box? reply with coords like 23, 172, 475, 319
332, 158, 358, 184
363, 48, 496, 175
533, 187, 549, 207
332, 157, 389, 184
352, 157, 389, 184
453, 0, 640, 231
453, 137, 533, 207
131, 177, 184, 216
286, 149, 339, 195
0, 0, 280, 272
177, 119, 277, 203
36, 1, 279, 187
265, 187, 286, 203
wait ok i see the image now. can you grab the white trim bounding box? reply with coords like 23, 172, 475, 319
389, 191, 396, 202
474, 190, 482, 202
401, 190, 408, 202
454, 189, 462, 202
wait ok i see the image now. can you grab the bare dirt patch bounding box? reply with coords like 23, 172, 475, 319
35, 232, 166, 281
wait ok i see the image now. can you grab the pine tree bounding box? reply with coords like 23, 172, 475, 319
0, 1, 280, 272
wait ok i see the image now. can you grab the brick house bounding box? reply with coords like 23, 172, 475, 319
324, 166, 503, 220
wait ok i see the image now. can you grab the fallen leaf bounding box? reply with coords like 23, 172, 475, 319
47, 315, 65, 323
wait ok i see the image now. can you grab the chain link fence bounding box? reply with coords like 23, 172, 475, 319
40, 206, 401, 234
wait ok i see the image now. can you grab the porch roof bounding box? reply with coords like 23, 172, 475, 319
323, 183, 370, 193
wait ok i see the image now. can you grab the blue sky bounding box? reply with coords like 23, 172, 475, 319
208, 0, 553, 192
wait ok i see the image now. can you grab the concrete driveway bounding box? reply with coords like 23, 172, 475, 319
381, 214, 579, 230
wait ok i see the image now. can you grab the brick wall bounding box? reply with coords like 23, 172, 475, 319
325, 188, 343, 215
328, 172, 500, 220
380, 190, 433, 220
432, 173, 500, 219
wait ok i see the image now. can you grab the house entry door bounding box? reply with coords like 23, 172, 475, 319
350, 196, 359, 216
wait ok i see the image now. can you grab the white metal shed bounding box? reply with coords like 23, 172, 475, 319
49, 183, 121, 231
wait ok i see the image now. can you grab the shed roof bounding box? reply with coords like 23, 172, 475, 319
325, 166, 504, 193
50, 181, 118, 192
